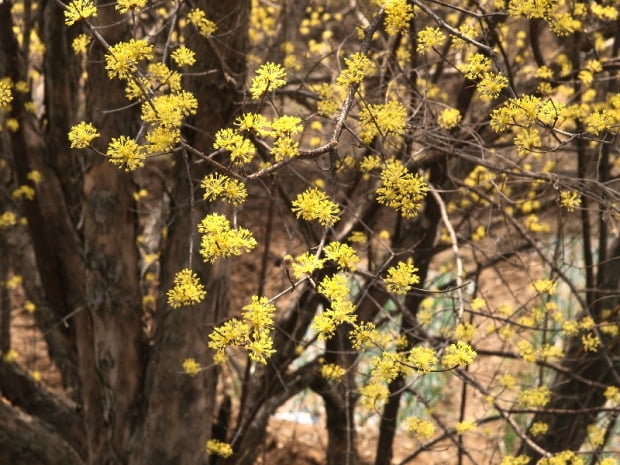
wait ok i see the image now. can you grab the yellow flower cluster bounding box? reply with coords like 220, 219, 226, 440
381, 0, 414, 35
166, 268, 207, 308
205, 439, 233, 458
291, 187, 340, 227
500, 455, 531, 465
323, 241, 360, 271
201, 173, 247, 205
182, 358, 202, 376
197, 213, 257, 263
417, 27, 446, 53
437, 107, 462, 129
384, 259, 420, 294
0, 79, 13, 108
171, 46, 196, 67
213, 128, 256, 165
359, 101, 407, 144
406, 417, 435, 439
312, 274, 357, 340
106, 135, 146, 171
538, 450, 584, 465
336, 52, 374, 87
321, 363, 346, 381
64, 0, 97, 26
249, 62, 287, 100
442, 341, 477, 368
105, 39, 154, 80
208, 296, 276, 364
116, 0, 147, 14
68, 121, 100, 149
187, 9, 218, 37
518, 385, 551, 407
0, 211, 17, 229
376, 159, 428, 219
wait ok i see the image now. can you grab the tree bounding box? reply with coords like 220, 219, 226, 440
0, 1, 619, 465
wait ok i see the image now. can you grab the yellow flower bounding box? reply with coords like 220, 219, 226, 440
406, 346, 438, 373
68, 121, 100, 149
167, 268, 207, 308
197, 213, 257, 263
559, 191, 581, 212
384, 259, 420, 294
383, 0, 414, 35
64, 0, 97, 26
201, 173, 247, 205
518, 386, 550, 407
106, 135, 146, 171
205, 439, 233, 458
376, 159, 428, 219
0, 79, 14, 108
359, 101, 407, 143
321, 363, 346, 381
437, 107, 461, 129
406, 417, 435, 439
171, 46, 196, 67
115, 0, 147, 14
442, 341, 477, 368
417, 27, 445, 53
529, 422, 548, 436
12, 185, 36, 200
213, 128, 255, 164
105, 39, 154, 80
182, 358, 202, 376
323, 241, 360, 271
336, 52, 374, 87
531, 279, 556, 295
2, 348, 18, 363
187, 8, 217, 37
291, 187, 340, 227
455, 420, 476, 434
250, 62, 287, 99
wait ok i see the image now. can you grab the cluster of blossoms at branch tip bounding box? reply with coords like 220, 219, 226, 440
417, 27, 445, 53
406, 417, 435, 439
359, 101, 407, 144
437, 108, 462, 130
518, 385, 551, 407
64, 0, 97, 26
249, 62, 287, 100
208, 296, 276, 364
384, 259, 419, 295
171, 46, 197, 67
213, 128, 255, 165
106, 136, 146, 172
0, 79, 13, 108
321, 363, 346, 381
166, 268, 207, 308
376, 159, 428, 219
312, 274, 357, 340
115, 0, 147, 14
68, 121, 100, 149
205, 439, 233, 458
442, 341, 477, 368
182, 358, 201, 377
105, 39, 154, 80
291, 187, 340, 227
379, 0, 414, 35
201, 173, 247, 206
187, 8, 217, 37
197, 213, 256, 263
336, 52, 374, 87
